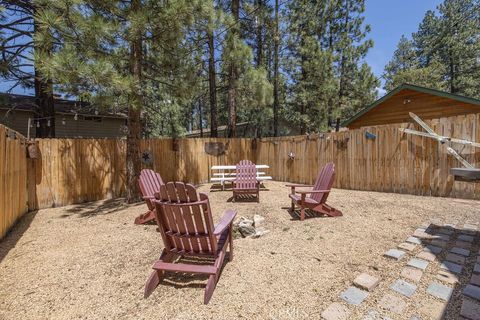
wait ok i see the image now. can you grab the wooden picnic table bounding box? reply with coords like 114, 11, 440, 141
210, 164, 272, 189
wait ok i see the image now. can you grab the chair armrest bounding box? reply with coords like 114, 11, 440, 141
214, 209, 237, 235
143, 195, 155, 200
286, 184, 313, 194
295, 189, 330, 194
285, 184, 313, 187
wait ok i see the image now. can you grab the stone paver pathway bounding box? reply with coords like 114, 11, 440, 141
321, 218, 480, 320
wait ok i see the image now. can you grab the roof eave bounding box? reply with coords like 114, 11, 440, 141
341, 83, 480, 127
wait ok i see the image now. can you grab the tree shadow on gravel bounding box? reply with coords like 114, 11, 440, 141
59, 198, 141, 218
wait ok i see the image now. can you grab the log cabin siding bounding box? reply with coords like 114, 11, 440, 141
345, 85, 480, 129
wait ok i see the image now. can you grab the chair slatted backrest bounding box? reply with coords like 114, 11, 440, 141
154, 182, 218, 255
138, 169, 164, 210
310, 162, 335, 203
235, 160, 257, 189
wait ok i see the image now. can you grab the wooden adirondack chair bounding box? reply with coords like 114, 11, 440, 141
233, 160, 260, 202
144, 182, 237, 304
287, 162, 342, 221
134, 169, 164, 225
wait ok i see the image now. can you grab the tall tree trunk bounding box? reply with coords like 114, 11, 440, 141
126, 0, 143, 203
449, 50, 456, 93
207, 29, 218, 137
255, 0, 264, 68
273, 0, 279, 137
299, 32, 307, 135
198, 98, 203, 137
335, 0, 350, 128
33, 7, 55, 138
227, 0, 240, 138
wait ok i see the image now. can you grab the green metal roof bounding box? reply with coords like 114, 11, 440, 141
341, 83, 480, 127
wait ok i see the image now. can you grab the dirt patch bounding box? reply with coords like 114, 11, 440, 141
0, 181, 478, 319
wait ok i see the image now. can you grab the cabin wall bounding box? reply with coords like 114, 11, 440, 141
0, 109, 126, 138
348, 89, 480, 129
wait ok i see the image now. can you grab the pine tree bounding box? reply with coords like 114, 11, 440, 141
0, 0, 56, 137
36, 0, 201, 201
384, 0, 480, 98
384, 35, 418, 90
285, 0, 377, 132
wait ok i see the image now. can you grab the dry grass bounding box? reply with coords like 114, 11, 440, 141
0, 181, 479, 320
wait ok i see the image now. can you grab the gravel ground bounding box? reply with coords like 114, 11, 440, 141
0, 181, 479, 320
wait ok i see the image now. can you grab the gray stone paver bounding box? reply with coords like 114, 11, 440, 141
407, 258, 429, 271
390, 279, 417, 298
384, 249, 405, 260
455, 240, 472, 249
446, 252, 466, 265
471, 274, 480, 286
436, 270, 459, 284
424, 245, 442, 254
416, 251, 435, 262
406, 236, 422, 245
434, 234, 450, 242
398, 242, 416, 252
430, 239, 447, 248
321, 302, 350, 320
474, 264, 480, 274
458, 234, 474, 242
378, 294, 406, 315
460, 299, 480, 320
463, 223, 478, 230
401, 266, 423, 282
426, 282, 453, 301
413, 229, 435, 240
464, 284, 480, 301
438, 228, 454, 235
450, 247, 470, 257
340, 286, 369, 305
354, 273, 380, 292
440, 261, 463, 274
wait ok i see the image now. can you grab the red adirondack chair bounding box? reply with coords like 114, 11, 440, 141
134, 169, 164, 225
232, 160, 260, 202
287, 162, 342, 221
144, 182, 237, 304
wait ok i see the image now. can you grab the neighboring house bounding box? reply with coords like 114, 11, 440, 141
342, 83, 480, 129
0, 93, 127, 138
185, 120, 301, 138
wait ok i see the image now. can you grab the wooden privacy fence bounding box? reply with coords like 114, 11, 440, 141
6, 112, 480, 216
0, 125, 28, 239
256, 113, 480, 199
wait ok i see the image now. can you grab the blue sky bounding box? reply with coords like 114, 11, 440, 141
364, 0, 443, 95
